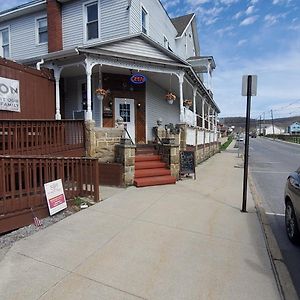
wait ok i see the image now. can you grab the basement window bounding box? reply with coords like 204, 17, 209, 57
85, 1, 99, 40
37, 17, 48, 44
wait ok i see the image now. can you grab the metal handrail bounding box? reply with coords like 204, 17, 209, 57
124, 126, 134, 145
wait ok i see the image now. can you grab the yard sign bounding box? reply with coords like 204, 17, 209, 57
44, 179, 67, 216
0, 76, 20, 112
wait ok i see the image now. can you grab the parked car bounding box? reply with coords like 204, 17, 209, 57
285, 167, 300, 243
250, 132, 257, 138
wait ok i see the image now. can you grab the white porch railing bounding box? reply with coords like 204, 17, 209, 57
186, 127, 218, 146
182, 107, 196, 126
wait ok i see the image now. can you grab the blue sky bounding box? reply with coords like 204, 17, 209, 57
1, 0, 300, 119
162, 0, 300, 119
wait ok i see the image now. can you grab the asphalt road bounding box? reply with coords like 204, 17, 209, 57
248, 137, 300, 297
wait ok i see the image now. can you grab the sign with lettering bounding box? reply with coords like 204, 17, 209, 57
130, 73, 146, 84
0, 76, 20, 112
44, 179, 67, 216
180, 151, 196, 179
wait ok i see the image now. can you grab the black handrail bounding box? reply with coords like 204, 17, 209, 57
124, 126, 134, 145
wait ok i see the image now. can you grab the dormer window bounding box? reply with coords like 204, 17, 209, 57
141, 6, 148, 34
37, 17, 48, 44
85, 1, 99, 41
0, 28, 9, 58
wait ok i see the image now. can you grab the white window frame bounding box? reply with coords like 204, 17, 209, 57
141, 4, 149, 35
163, 35, 169, 49
0, 26, 11, 59
83, 0, 100, 43
35, 16, 48, 45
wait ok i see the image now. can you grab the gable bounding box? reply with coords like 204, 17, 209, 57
93, 36, 180, 64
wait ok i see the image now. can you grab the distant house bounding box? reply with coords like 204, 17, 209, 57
263, 124, 284, 136
288, 122, 300, 135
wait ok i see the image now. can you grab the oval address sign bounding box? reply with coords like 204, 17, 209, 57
130, 73, 146, 84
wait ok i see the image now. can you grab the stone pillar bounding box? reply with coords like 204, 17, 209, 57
85, 120, 96, 157
161, 143, 180, 180
177, 123, 187, 151
115, 143, 136, 186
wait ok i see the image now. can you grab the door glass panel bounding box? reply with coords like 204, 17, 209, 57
119, 104, 130, 122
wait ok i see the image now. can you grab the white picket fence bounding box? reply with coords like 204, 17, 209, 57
186, 127, 218, 146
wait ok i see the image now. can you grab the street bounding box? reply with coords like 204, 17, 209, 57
249, 137, 300, 297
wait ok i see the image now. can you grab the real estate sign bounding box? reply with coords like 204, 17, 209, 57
0, 76, 20, 112
44, 179, 67, 216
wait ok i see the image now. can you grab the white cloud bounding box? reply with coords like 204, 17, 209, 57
216, 25, 234, 36
237, 39, 247, 46
245, 5, 255, 15
250, 0, 259, 4
240, 15, 259, 26
264, 14, 278, 26
233, 11, 243, 19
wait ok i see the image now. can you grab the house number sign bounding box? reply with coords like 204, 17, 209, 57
130, 73, 146, 84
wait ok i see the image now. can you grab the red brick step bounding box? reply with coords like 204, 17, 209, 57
134, 175, 176, 187
135, 161, 166, 170
135, 155, 161, 162
135, 168, 171, 178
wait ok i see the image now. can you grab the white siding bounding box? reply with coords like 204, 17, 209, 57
99, 37, 173, 61
130, 0, 140, 33
1, 10, 48, 61
62, 0, 84, 49
132, 0, 177, 51
62, 0, 130, 49
100, 0, 129, 40
146, 79, 180, 142
175, 23, 196, 59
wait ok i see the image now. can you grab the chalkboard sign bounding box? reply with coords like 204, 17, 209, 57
180, 151, 196, 179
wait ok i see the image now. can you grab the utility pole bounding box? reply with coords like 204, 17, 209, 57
271, 109, 275, 140
259, 115, 262, 136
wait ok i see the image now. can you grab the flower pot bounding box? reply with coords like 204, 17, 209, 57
167, 99, 174, 105
96, 94, 103, 101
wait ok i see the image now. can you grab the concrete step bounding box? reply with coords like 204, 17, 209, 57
135, 155, 161, 162
134, 175, 176, 187
135, 161, 167, 170
135, 168, 171, 178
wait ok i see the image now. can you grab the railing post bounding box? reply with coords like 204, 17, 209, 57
94, 159, 100, 202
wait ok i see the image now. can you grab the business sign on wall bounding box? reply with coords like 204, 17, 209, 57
130, 73, 146, 84
44, 179, 67, 216
0, 76, 20, 112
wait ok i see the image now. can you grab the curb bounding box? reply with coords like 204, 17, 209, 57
248, 174, 299, 300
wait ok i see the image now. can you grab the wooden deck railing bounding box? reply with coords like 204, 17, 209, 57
0, 156, 100, 233
0, 120, 85, 156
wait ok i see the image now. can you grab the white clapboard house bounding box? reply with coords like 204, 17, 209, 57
0, 0, 220, 145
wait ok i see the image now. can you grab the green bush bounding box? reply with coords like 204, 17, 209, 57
220, 136, 233, 150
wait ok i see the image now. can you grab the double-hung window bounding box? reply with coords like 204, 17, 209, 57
85, 1, 99, 41
0, 28, 10, 58
163, 36, 169, 48
37, 17, 48, 44
141, 6, 148, 34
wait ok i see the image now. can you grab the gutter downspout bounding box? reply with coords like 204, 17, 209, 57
36, 58, 44, 70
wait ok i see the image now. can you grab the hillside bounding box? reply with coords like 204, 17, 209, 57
220, 116, 300, 131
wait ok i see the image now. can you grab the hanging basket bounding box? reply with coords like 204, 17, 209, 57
165, 92, 176, 104
95, 88, 109, 99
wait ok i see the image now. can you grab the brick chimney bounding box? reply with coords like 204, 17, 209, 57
47, 0, 63, 53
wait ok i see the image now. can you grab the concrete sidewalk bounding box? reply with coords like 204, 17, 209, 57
0, 143, 280, 300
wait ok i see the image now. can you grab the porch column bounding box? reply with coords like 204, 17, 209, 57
86, 68, 93, 121
193, 87, 197, 127
179, 72, 184, 123
202, 98, 205, 129
54, 67, 62, 120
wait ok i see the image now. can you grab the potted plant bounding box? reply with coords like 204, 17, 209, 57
165, 92, 176, 104
95, 88, 109, 100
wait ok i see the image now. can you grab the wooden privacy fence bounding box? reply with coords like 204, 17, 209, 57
0, 120, 85, 156
0, 156, 100, 234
